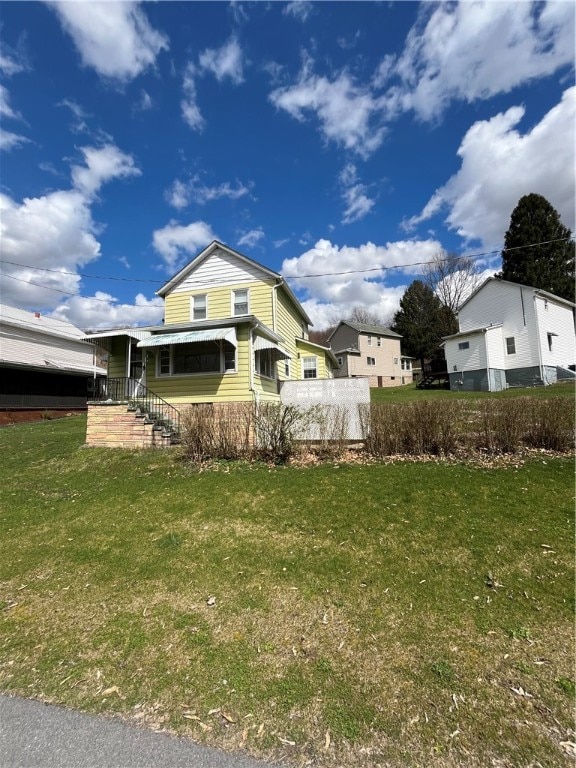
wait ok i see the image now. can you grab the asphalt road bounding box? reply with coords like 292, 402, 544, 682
0, 695, 276, 768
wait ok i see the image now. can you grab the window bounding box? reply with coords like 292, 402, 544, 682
157, 341, 235, 376
233, 289, 249, 316
377, 337, 381, 347
458, 341, 470, 350
255, 349, 275, 379
336, 356, 343, 367
191, 294, 207, 320
367, 335, 372, 346
284, 360, 290, 378
303, 356, 317, 379
159, 347, 170, 375
506, 337, 516, 355
367, 357, 376, 366
401, 359, 411, 371
547, 333, 556, 352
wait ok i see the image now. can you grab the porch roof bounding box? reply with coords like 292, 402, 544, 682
137, 327, 237, 348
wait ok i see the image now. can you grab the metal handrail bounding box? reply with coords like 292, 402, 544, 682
90, 377, 181, 437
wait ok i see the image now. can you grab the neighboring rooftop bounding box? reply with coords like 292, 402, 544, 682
332, 321, 402, 338
0, 304, 85, 340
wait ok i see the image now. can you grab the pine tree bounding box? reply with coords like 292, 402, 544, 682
500, 193, 575, 303
392, 280, 457, 369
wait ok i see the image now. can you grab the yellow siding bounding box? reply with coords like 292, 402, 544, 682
274, 287, 307, 380
144, 324, 254, 404
164, 281, 274, 326
296, 339, 332, 379
108, 337, 127, 378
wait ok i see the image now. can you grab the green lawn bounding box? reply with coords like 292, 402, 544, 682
371, 380, 576, 402
0, 416, 574, 767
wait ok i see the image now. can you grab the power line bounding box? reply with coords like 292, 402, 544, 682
0, 236, 572, 296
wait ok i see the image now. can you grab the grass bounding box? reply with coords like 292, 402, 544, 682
0, 415, 574, 767
371, 379, 576, 402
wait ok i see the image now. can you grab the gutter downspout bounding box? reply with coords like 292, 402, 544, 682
484, 328, 492, 391
272, 281, 280, 333
533, 294, 545, 384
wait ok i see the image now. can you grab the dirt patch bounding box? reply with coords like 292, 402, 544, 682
0, 410, 85, 427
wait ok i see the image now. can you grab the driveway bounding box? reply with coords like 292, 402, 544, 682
0, 695, 275, 768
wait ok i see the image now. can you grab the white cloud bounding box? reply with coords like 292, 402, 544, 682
238, 228, 265, 248
339, 164, 375, 224
274, 238, 290, 248
152, 220, 218, 272
0, 84, 20, 120
282, 238, 443, 327
0, 51, 26, 77
50, 292, 164, 331
181, 63, 205, 132
283, 2, 313, 23
71, 145, 141, 199
269, 56, 387, 158
137, 89, 153, 111
0, 143, 140, 311
166, 175, 251, 209
199, 36, 245, 84
0, 128, 29, 152
47, 0, 168, 82
405, 87, 576, 247
380, 1, 575, 122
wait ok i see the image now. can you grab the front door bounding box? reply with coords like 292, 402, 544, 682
128, 341, 146, 396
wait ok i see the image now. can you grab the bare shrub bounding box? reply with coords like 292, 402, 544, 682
525, 398, 575, 451
180, 403, 253, 463
254, 403, 319, 464
477, 398, 528, 453
314, 405, 350, 460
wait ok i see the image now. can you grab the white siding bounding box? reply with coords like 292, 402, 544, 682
0, 324, 97, 372
458, 281, 538, 369
445, 333, 487, 372
534, 295, 576, 369
172, 247, 269, 293
485, 326, 506, 369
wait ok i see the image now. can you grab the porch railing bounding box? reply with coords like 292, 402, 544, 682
90, 377, 181, 437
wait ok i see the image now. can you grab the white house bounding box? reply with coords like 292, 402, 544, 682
443, 279, 575, 391
0, 304, 105, 409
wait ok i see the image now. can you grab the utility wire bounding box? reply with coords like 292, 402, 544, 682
0, 236, 573, 284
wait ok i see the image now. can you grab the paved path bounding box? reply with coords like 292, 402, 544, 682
0, 695, 275, 768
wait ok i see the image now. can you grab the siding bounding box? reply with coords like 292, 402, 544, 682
445, 332, 487, 373
108, 337, 128, 378
296, 339, 332, 380
274, 287, 307, 381
458, 281, 538, 369
330, 324, 359, 352
145, 324, 253, 405
165, 280, 274, 325
347, 334, 402, 381
534, 295, 576, 370
170, 247, 271, 293
0, 324, 96, 372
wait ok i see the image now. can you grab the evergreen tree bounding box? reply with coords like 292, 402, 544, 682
500, 193, 575, 303
392, 280, 457, 369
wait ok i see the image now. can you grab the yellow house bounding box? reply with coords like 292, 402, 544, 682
86, 241, 337, 414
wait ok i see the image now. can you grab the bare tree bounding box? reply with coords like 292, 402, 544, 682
422, 252, 482, 314
348, 306, 391, 326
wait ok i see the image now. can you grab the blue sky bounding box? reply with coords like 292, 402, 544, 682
0, 0, 574, 330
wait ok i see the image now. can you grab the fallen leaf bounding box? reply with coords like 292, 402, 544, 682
101, 686, 119, 697
279, 736, 296, 746
324, 730, 331, 751
221, 711, 236, 724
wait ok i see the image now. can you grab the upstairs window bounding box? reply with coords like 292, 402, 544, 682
233, 289, 249, 316
367, 335, 372, 346
303, 356, 317, 379
377, 337, 382, 347
506, 337, 516, 355
191, 294, 207, 321
367, 357, 376, 366
458, 341, 470, 350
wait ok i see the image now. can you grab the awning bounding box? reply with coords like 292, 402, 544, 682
253, 335, 291, 360
137, 328, 237, 349
82, 329, 152, 342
